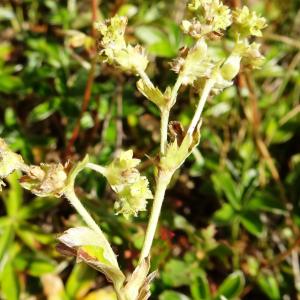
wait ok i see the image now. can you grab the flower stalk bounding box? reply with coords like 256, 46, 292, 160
0, 2, 267, 299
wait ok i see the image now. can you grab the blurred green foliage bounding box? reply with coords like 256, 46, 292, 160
0, 0, 300, 299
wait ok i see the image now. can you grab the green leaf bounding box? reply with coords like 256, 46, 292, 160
214, 271, 245, 300
0, 224, 14, 263
135, 26, 166, 45
213, 203, 236, 225
0, 73, 23, 93
159, 290, 191, 300
162, 259, 192, 287
58, 227, 125, 288
257, 273, 280, 300
17, 224, 54, 248
28, 97, 61, 122
190, 271, 212, 300
240, 211, 263, 237
148, 41, 177, 58
18, 197, 60, 220
212, 172, 241, 210
66, 264, 96, 299
4, 171, 23, 217
137, 79, 168, 109
27, 257, 57, 276
0, 260, 20, 300
245, 192, 285, 214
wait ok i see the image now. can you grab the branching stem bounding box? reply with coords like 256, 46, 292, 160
187, 79, 215, 135
139, 171, 172, 262
64, 187, 117, 265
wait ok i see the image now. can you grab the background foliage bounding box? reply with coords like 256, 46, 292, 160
0, 0, 300, 299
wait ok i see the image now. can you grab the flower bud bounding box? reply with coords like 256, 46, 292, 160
20, 163, 67, 197
233, 6, 267, 38
221, 55, 241, 81
0, 138, 25, 190
182, 0, 232, 38
96, 15, 149, 74
103, 150, 153, 218
171, 38, 212, 85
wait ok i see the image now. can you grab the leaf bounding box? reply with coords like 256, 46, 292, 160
240, 211, 263, 237
27, 257, 57, 276
213, 203, 236, 225
17, 197, 60, 220
135, 26, 167, 45
0, 260, 20, 300
245, 192, 285, 214
66, 264, 96, 299
137, 79, 168, 109
17, 223, 54, 249
214, 271, 245, 300
0, 224, 14, 263
124, 257, 157, 300
190, 271, 212, 300
212, 172, 241, 210
161, 122, 201, 172
0, 73, 23, 93
257, 273, 280, 300
28, 97, 61, 122
58, 227, 125, 288
4, 171, 23, 217
159, 290, 191, 300
162, 259, 192, 287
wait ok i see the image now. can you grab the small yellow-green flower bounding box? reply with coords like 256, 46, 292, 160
242, 42, 265, 69
95, 15, 149, 74
233, 6, 267, 37
171, 38, 213, 85
113, 176, 153, 218
0, 138, 25, 191
221, 54, 241, 81
103, 150, 153, 218
183, 0, 232, 38
20, 163, 67, 197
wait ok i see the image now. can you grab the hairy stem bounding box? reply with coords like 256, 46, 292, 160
86, 162, 106, 175
137, 69, 154, 89
187, 79, 215, 135
160, 75, 183, 154
64, 188, 117, 263
170, 75, 183, 107
139, 171, 172, 262
115, 288, 127, 300
160, 109, 170, 155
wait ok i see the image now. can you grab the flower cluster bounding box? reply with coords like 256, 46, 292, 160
20, 163, 68, 197
174, 0, 267, 96
182, 0, 232, 38
233, 6, 267, 38
171, 38, 213, 85
0, 138, 26, 190
102, 150, 153, 218
95, 15, 149, 74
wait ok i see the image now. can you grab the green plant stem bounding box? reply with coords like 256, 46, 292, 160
115, 288, 127, 300
86, 162, 106, 175
64, 188, 117, 264
160, 109, 170, 155
137, 69, 154, 89
170, 75, 183, 107
160, 75, 183, 155
187, 79, 215, 135
139, 171, 172, 262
